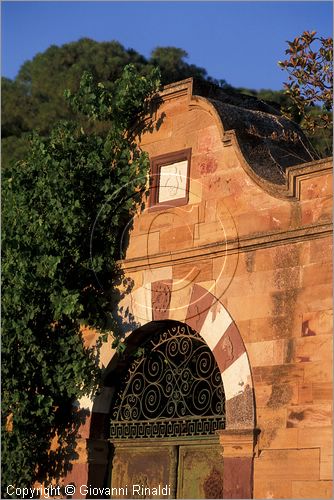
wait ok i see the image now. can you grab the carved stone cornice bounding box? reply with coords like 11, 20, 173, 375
286, 158, 333, 200
119, 222, 332, 272
224, 131, 332, 200
154, 78, 193, 103
217, 428, 260, 458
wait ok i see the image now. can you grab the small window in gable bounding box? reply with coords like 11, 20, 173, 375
149, 148, 191, 209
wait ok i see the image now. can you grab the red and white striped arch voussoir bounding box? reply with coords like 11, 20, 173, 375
124, 280, 255, 430
79, 281, 256, 498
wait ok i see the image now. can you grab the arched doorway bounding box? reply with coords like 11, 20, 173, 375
109, 320, 225, 499
87, 282, 257, 498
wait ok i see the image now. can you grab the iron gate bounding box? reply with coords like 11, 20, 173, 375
109, 322, 225, 499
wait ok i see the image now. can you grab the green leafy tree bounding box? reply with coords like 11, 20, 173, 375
2, 64, 160, 495
279, 30, 333, 156
2, 38, 226, 169
150, 46, 228, 87
2, 39, 149, 169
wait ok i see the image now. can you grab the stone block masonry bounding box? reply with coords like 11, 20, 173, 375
68, 78, 332, 499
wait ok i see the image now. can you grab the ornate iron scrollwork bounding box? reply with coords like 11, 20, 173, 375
110, 323, 225, 439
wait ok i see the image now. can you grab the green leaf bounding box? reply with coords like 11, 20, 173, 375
2, 64, 160, 493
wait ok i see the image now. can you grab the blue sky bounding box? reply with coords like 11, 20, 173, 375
2, 1, 332, 90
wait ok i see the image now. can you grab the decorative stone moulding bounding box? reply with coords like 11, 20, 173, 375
218, 428, 260, 458
150, 78, 332, 201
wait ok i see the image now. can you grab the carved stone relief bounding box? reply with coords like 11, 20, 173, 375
152, 282, 172, 320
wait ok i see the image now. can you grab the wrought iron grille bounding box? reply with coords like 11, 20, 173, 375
110, 323, 225, 439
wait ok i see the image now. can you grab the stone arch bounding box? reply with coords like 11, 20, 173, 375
84, 280, 257, 498
93, 280, 255, 431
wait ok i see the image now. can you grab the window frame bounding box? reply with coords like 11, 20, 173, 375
149, 148, 192, 211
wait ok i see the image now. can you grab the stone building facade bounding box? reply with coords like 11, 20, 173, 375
65, 79, 332, 499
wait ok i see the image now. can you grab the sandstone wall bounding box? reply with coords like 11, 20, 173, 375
67, 80, 332, 499
121, 82, 332, 498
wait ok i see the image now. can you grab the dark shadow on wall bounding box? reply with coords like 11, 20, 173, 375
83, 98, 165, 498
